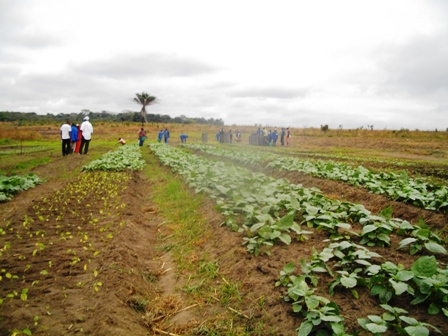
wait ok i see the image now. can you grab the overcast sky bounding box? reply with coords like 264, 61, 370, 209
1, 0, 447, 130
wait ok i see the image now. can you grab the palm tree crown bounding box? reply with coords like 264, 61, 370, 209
133, 92, 157, 125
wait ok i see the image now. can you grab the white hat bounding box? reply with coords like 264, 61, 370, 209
83, 116, 89, 121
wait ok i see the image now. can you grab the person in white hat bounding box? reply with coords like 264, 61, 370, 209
79, 116, 93, 154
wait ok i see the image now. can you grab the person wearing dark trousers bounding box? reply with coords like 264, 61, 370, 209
79, 116, 93, 155
60, 120, 71, 156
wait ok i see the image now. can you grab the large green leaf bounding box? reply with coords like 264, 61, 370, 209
361, 225, 378, 235
403, 326, 429, 336
411, 256, 437, 277
275, 212, 295, 230
396, 270, 414, 282
341, 276, 357, 288
366, 323, 387, 333
297, 321, 313, 336
424, 242, 447, 255
278, 233, 292, 245
398, 237, 418, 249
390, 279, 408, 295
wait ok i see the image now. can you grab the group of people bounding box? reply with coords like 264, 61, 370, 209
157, 128, 171, 143
60, 116, 93, 156
61, 120, 292, 156
216, 128, 242, 144
118, 128, 176, 147
214, 127, 291, 146
257, 127, 290, 146
118, 127, 148, 146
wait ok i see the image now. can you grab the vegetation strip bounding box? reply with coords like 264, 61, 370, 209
0, 174, 43, 201
150, 143, 447, 335
82, 144, 145, 172
182, 143, 448, 212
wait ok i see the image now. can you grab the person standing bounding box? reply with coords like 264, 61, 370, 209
70, 123, 78, 154
228, 129, 233, 144
79, 116, 93, 155
60, 120, 71, 156
263, 127, 268, 146
138, 128, 147, 146
280, 128, 285, 146
236, 130, 241, 142
163, 128, 170, 143
74, 124, 82, 153
271, 129, 278, 146
219, 128, 224, 143
286, 127, 291, 146
157, 130, 164, 142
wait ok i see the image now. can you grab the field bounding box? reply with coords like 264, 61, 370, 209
0, 122, 447, 336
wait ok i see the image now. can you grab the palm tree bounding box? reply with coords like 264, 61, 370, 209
133, 92, 157, 126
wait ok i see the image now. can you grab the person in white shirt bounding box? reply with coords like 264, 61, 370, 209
79, 116, 93, 155
60, 120, 72, 156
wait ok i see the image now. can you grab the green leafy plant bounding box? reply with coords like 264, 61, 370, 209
397, 219, 447, 255
368, 261, 415, 304
0, 173, 43, 201
410, 256, 448, 315
358, 304, 442, 335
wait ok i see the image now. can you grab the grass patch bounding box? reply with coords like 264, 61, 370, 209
141, 149, 251, 332
14, 157, 52, 171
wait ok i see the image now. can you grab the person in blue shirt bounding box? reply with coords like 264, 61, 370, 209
70, 123, 78, 154
271, 129, 278, 146
180, 133, 188, 143
157, 130, 164, 142
163, 128, 170, 143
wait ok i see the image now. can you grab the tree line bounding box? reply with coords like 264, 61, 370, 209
0, 111, 224, 126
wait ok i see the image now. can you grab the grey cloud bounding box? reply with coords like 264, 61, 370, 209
378, 30, 448, 96
13, 32, 63, 49
0, 1, 63, 50
71, 53, 219, 79
228, 87, 309, 99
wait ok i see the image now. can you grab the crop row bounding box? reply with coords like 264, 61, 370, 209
182, 143, 448, 212
0, 174, 43, 202
155, 143, 445, 256
82, 144, 146, 172
0, 146, 49, 155
0, 146, 145, 334
277, 247, 446, 335
151, 143, 447, 335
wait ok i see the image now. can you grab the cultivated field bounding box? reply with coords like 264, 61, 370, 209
1, 122, 447, 336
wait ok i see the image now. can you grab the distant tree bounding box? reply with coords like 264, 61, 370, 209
133, 92, 157, 126
321, 124, 329, 132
